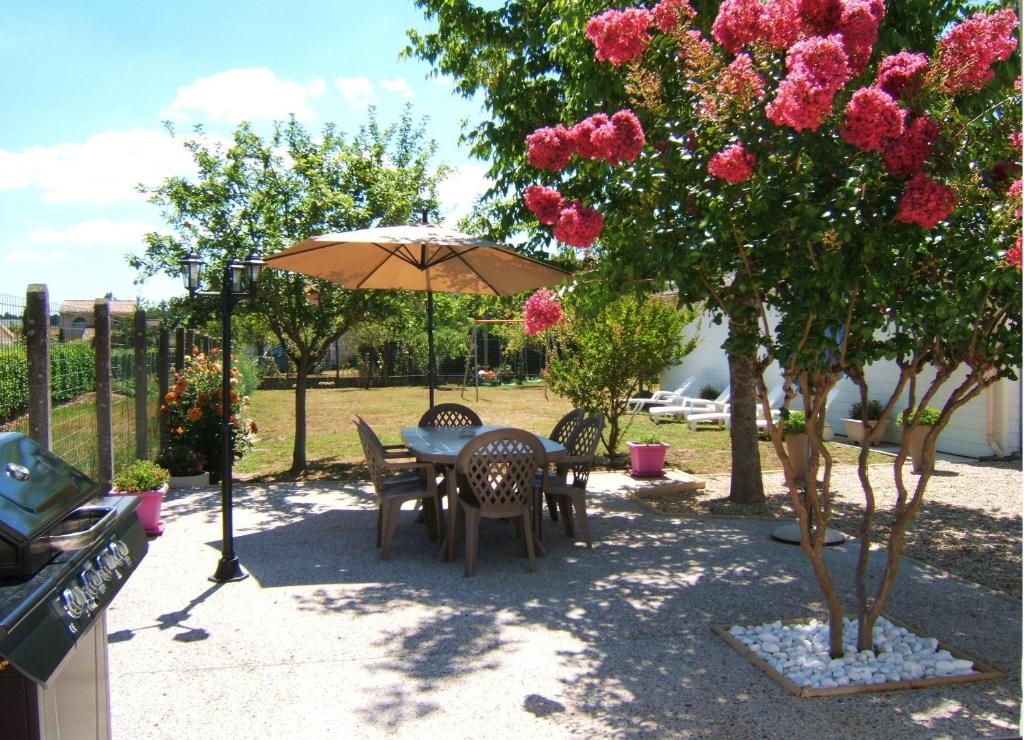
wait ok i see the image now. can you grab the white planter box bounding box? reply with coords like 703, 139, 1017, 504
169, 472, 210, 489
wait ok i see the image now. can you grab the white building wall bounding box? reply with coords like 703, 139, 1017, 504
663, 311, 1022, 459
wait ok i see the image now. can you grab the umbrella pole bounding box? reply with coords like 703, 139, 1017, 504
427, 288, 435, 408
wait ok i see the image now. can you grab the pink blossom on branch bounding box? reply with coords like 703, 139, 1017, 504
766, 35, 851, 132
700, 53, 766, 119
877, 52, 929, 99
553, 201, 604, 248
787, 34, 852, 92
895, 173, 959, 229
1008, 179, 1021, 219
1008, 237, 1022, 271
933, 8, 1019, 96
573, 114, 610, 160
652, 0, 696, 33
838, 0, 884, 74
591, 109, 646, 164
711, 0, 769, 54
524, 185, 565, 225
526, 124, 577, 171
523, 289, 564, 335
799, 0, 843, 34
882, 116, 941, 179
708, 142, 757, 183
840, 86, 906, 153
586, 8, 653, 66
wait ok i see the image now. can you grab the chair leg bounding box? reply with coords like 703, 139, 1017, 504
546, 493, 559, 521
521, 513, 537, 572
380, 500, 402, 560
463, 506, 481, 577
572, 494, 593, 548
376, 505, 383, 548
559, 498, 575, 537
431, 494, 445, 543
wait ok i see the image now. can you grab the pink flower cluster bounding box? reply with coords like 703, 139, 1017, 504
1009, 179, 1022, 219
840, 86, 906, 152
527, 110, 645, 172
766, 35, 851, 131
934, 8, 1018, 96
578, 109, 646, 164
877, 52, 929, 99
586, 8, 653, 66
1012, 132, 1023, 155
836, 0, 885, 74
524, 186, 605, 249
711, 0, 766, 54
708, 142, 757, 183
700, 53, 766, 119
653, 0, 697, 33
553, 200, 604, 248
524, 185, 565, 225
526, 125, 576, 170
523, 289, 564, 336
882, 116, 941, 179
895, 173, 959, 229
1008, 237, 1022, 271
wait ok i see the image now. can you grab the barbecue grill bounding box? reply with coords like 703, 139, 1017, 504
0, 432, 148, 739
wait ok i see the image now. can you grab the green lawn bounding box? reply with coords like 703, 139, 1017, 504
236, 385, 884, 480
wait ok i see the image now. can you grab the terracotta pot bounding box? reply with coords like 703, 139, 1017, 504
785, 433, 808, 486
627, 442, 669, 477
110, 484, 168, 537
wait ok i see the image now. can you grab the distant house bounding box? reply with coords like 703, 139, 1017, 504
59, 300, 137, 341
663, 311, 1021, 460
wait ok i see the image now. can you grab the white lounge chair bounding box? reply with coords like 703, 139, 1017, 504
650, 386, 730, 424
624, 376, 696, 414
689, 385, 785, 432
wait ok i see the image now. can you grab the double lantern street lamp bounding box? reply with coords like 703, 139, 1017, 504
180, 252, 266, 583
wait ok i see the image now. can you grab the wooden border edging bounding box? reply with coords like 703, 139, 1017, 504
712, 615, 1006, 698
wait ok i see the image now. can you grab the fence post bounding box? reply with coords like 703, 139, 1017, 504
185, 330, 195, 356
175, 327, 185, 371
158, 326, 170, 451
95, 299, 114, 487
25, 284, 51, 449
133, 309, 148, 460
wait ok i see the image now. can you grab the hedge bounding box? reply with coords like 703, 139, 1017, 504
0, 341, 97, 423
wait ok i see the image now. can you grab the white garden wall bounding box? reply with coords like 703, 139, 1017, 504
663, 311, 1021, 459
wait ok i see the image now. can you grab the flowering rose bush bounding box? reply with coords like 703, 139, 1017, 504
157, 348, 256, 477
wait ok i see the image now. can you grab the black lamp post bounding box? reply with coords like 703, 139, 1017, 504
180, 251, 266, 583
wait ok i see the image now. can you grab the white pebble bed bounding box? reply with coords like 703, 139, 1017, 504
728, 617, 976, 690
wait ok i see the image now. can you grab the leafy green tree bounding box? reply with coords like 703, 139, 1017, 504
546, 291, 697, 455
133, 110, 446, 473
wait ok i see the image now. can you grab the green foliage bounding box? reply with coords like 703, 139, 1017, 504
849, 400, 885, 420
50, 342, 95, 403
634, 433, 663, 445
0, 344, 27, 420
896, 407, 941, 427
111, 459, 170, 493
698, 384, 720, 401
781, 411, 807, 438
546, 291, 697, 455
232, 353, 261, 398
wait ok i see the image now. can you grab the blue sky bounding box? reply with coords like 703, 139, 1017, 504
0, 1, 493, 307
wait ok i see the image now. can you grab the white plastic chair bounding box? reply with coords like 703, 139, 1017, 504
650, 385, 730, 424
624, 376, 696, 414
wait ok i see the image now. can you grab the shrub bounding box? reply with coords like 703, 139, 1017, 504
232, 352, 262, 398
50, 341, 95, 403
698, 384, 720, 401
0, 344, 28, 421
112, 459, 170, 493
896, 407, 941, 427
634, 433, 663, 445
782, 410, 807, 437
849, 399, 885, 420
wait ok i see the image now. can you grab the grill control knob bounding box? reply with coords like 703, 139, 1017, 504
61, 587, 86, 619
80, 569, 106, 598
109, 539, 132, 565
96, 552, 119, 577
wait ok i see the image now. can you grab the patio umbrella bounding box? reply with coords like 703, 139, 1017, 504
264, 223, 571, 406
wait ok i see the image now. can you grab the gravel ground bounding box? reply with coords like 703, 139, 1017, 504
635, 456, 1022, 595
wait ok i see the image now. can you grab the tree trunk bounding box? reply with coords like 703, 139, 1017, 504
728, 350, 765, 504
290, 356, 310, 474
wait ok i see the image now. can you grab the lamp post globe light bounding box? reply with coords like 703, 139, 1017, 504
179, 251, 266, 583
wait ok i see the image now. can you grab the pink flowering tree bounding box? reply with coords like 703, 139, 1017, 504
517, 1, 1021, 655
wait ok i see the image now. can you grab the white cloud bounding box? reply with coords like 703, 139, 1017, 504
335, 76, 375, 107
0, 129, 194, 203
437, 164, 493, 224
29, 218, 155, 246
166, 67, 327, 123
7, 250, 44, 262
381, 77, 414, 99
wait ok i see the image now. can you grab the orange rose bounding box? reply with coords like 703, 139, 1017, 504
230, 391, 239, 403
164, 392, 177, 403
250, 421, 259, 433
174, 380, 187, 393
198, 393, 209, 405
187, 407, 203, 422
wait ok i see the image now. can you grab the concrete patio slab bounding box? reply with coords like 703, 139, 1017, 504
106, 473, 1021, 739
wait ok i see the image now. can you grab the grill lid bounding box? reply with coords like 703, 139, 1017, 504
0, 433, 101, 545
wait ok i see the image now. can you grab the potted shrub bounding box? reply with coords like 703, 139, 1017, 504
782, 411, 808, 485
896, 407, 941, 473
156, 446, 209, 489
110, 459, 171, 537
843, 399, 885, 444
627, 433, 670, 477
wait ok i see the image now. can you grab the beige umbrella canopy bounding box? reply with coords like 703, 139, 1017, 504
264, 223, 571, 406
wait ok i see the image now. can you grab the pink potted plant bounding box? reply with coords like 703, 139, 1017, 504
110, 459, 171, 537
627, 434, 670, 477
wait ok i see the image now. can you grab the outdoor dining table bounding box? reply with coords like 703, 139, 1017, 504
400, 424, 567, 562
